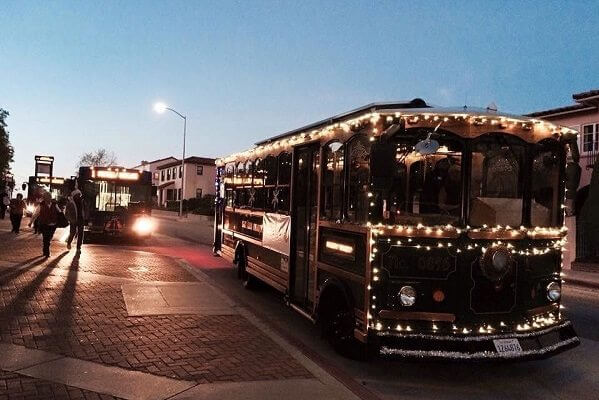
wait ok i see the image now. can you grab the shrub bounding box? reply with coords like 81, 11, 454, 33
165, 195, 215, 215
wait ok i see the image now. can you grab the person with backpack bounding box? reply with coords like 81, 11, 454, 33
30, 192, 62, 257
65, 188, 86, 251
9, 193, 26, 233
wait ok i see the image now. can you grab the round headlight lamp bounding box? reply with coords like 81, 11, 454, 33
399, 286, 417, 307
480, 246, 513, 282
546, 281, 561, 302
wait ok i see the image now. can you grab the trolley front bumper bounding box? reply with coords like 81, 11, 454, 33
375, 320, 579, 361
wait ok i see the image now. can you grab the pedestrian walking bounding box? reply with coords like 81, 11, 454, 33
0, 192, 9, 220
9, 193, 26, 233
30, 192, 62, 257
65, 189, 86, 251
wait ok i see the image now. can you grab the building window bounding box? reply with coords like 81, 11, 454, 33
172, 167, 176, 179
161, 170, 165, 181
197, 165, 203, 175
582, 124, 599, 153
178, 188, 182, 200
153, 172, 158, 180
179, 166, 182, 178
167, 169, 171, 180
166, 189, 175, 201
196, 188, 203, 198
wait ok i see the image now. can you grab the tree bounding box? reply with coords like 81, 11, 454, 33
77, 148, 118, 167
0, 108, 14, 179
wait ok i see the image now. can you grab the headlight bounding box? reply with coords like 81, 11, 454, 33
132, 217, 154, 235
480, 246, 513, 282
399, 286, 417, 307
546, 282, 561, 302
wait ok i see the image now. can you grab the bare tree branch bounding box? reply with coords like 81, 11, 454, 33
77, 148, 118, 167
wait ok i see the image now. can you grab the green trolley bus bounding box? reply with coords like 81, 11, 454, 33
213, 99, 580, 360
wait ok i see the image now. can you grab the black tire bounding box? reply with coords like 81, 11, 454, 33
242, 269, 256, 290
323, 298, 374, 360
235, 249, 256, 289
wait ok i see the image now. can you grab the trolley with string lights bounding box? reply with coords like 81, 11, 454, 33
213, 99, 580, 360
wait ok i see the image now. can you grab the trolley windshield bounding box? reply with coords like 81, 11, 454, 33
90, 180, 150, 212
375, 132, 463, 225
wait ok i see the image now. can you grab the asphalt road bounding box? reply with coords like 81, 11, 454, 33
203, 266, 599, 400
152, 213, 214, 246
147, 223, 599, 400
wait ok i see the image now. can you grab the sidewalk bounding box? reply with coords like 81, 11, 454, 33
563, 269, 599, 290
0, 219, 358, 400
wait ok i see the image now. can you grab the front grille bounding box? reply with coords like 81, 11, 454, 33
469, 257, 518, 314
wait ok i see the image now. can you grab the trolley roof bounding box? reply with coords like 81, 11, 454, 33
218, 99, 578, 165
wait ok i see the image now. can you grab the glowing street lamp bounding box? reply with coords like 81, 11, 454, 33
153, 102, 168, 114
153, 101, 187, 218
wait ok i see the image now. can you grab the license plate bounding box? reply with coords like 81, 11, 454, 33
493, 338, 522, 355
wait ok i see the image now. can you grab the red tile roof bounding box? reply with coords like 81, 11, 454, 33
573, 89, 599, 101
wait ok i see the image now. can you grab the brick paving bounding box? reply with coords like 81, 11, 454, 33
0, 230, 196, 282
0, 221, 311, 394
0, 370, 121, 400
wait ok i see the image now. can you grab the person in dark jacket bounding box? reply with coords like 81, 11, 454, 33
30, 192, 61, 257
65, 189, 86, 251
0, 192, 8, 220
9, 193, 26, 233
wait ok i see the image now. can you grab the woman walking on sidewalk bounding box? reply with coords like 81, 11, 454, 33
9, 193, 26, 233
30, 192, 62, 257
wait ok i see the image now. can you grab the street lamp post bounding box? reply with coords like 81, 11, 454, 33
154, 102, 187, 218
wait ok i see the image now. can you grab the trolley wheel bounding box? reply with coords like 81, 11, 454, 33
242, 269, 256, 290
323, 299, 374, 360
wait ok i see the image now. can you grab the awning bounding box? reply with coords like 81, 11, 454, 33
158, 182, 174, 190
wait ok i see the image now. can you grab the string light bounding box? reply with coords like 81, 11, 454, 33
216, 110, 576, 165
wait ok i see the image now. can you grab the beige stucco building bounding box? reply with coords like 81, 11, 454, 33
156, 156, 216, 206
528, 89, 599, 270
132, 157, 178, 202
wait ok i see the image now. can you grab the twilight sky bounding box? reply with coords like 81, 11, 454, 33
2, 0, 598, 185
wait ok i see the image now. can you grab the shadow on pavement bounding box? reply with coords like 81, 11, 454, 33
0, 252, 70, 326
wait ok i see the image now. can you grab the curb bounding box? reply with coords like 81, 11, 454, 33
564, 278, 599, 291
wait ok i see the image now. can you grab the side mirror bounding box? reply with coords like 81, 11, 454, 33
415, 138, 440, 155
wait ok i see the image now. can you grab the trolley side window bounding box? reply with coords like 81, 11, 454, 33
235, 162, 247, 207
264, 155, 278, 211
321, 141, 344, 221
346, 135, 371, 224
224, 163, 235, 207
245, 159, 254, 208
470, 134, 525, 227
253, 158, 265, 210
531, 139, 562, 227
276, 152, 292, 213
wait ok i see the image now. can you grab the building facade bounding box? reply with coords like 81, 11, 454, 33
528, 89, 599, 270
156, 156, 216, 206
132, 157, 178, 203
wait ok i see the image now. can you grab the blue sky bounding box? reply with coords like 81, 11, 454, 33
2, 0, 598, 184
